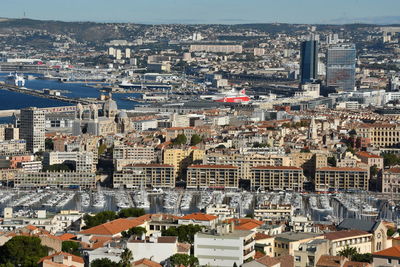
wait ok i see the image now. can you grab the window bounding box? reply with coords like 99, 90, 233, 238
388, 259, 392, 264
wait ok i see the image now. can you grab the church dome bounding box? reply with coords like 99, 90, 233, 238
118, 111, 128, 118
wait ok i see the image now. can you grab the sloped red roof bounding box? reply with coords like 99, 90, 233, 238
373, 245, 400, 258
180, 212, 217, 221
79, 215, 149, 236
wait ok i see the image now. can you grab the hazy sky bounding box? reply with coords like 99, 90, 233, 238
1, 0, 400, 24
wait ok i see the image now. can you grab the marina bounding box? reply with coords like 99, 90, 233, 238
0, 188, 397, 224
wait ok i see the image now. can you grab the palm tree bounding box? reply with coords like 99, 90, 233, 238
120, 248, 133, 267
338, 245, 358, 259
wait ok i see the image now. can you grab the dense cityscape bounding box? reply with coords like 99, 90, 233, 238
0, 13, 399, 267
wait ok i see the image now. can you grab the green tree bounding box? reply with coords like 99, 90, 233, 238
245, 212, 254, 219
370, 165, 378, 177
98, 144, 107, 156
45, 138, 54, 150
91, 258, 120, 267
162, 224, 203, 245
351, 253, 372, 263
43, 163, 74, 172
233, 263, 238, 267
382, 153, 400, 167
173, 134, 187, 145
338, 245, 358, 258
83, 211, 117, 229
169, 253, 199, 267
327, 157, 337, 167
119, 248, 133, 267
387, 228, 396, 237
0, 236, 50, 267
190, 134, 202, 146
118, 208, 145, 218
121, 226, 147, 238
62, 241, 81, 256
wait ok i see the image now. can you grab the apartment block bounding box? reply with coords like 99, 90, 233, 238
113, 164, 175, 189
356, 123, 400, 147
186, 164, 239, 189
251, 166, 305, 191
14, 172, 97, 189
315, 167, 369, 191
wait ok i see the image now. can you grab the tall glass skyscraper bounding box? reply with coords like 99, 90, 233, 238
300, 40, 318, 84
326, 44, 356, 91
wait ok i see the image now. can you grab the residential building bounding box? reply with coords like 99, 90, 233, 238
113, 145, 156, 170
274, 232, 323, 257
251, 166, 305, 191
194, 227, 255, 267
337, 219, 390, 252
205, 153, 291, 180
381, 168, 400, 194
0, 139, 26, 155
355, 123, 400, 148
372, 246, 400, 267
38, 252, 84, 267
314, 167, 369, 191
324, 230, 373, 256
43, 151, 97, 172
163, 147, 204, 178
20, 107, 46, 153
178, 213, 218, 228
254, 203, 294, 221
113, 164, 175, 189
126, 236, 189, 263
356, 151, 384, 170
14, 171, 97, 189
186, 164, 239, 189
294, 239, 330, 267
189, 44, 243, 53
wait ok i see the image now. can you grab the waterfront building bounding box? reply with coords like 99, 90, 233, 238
381, 168, 400, 194
20, 107, 46, 153
14, 171, 97, 189
186, 164, 239, 189
163, 148, 204, 179
113, 145, 156, 170
314, 167, 369, 191
251, 166, 305, 191
253, 203, 294, 221
300, 40, 318, 84
205, 153, 291, 180
326, 44, 356, 91
113, 164, 175, 189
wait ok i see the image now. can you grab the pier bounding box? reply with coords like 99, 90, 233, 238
0, 84, 101, 106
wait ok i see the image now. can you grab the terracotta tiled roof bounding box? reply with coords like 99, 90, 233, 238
79, 216, 148, 236
343, 261, 371, 267
373, 245, 400, 258
252, 166, 302, 170
316, 255, 343, 267
57, 233, 77, 241
254, 250, 266, 259
177, 242, 191, 253
317, 167, 367, 172
256, 255, 293, 267
132, 258, 162, 267
180, 212, 217, 221
386, 168, 400, 174
356, 151, 381, 159
38, 252, 84, 264
255, 232, 273, 240
324, 230, 370, 241
188, 164, 238, 169
235, 221, 263, 231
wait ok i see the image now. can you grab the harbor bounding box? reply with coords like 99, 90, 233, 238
0, 188, 398, 224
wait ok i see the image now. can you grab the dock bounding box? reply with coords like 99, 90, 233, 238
0, 84, 101, 105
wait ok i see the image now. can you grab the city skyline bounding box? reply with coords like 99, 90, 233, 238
1, 0, 400, 24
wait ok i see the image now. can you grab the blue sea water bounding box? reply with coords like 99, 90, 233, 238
0, 73, 141, 123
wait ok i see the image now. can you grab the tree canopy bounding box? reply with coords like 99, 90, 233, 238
173, 134, 187, 145
190, 134, 202, 146
119, 248, 133, 267
117, 208, 145, 218
62, 241, 81, 256
382, 153, 400, 167
162, 224, 203, 244
91, 258, 120, 267
0, 236, 50, 267
169, 253, 199, 267
121, 226, 147, 238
